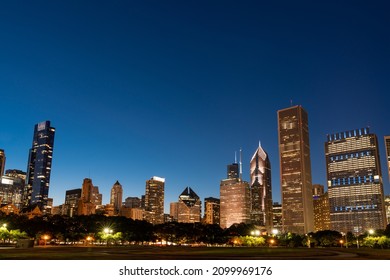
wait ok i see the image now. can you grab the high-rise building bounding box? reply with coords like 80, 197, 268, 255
250, 142, 273, 232
110, 180, 123, 215
124, 197, 141, 208
384, 195, 390, 225
312, 184, 330, 232
92, 186, 103, 207
227, 163, 239, 179
177, 187, 201, 223
385, 136, 390, 183
170, 202, 179, 221
204, 197, 220, 225
278, 105, 314, 234
24, 121, 55, 213
0, 174, 24, 209
144, 176, 165, 225
77, 178, 96, 216
272, 202, 282, 231
326, 128, 387, 234
220, 162, 250, 229
0, 149, 5, 176
64, 188, 82, 217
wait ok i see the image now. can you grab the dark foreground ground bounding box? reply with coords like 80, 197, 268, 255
1, 245, 390, 260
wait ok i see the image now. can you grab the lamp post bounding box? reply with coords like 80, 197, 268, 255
43, 235, 50, 247
103, 228, 113, 246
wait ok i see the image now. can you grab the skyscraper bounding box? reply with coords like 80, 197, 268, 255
144, 176, 165, 225
110, 180, 123, 215
312, 184, 330, 232
220, 161, 250, 229
77, 178, 96, 216
204, 197, 220, 225
326, 128, 386, 234
0, 149, 5, 176
278, 105, 314, 234
64, 188, 82, 217
24, 121, 55, 213
177, 187, 201, 223
250, 142, 273, 232
385, 136, 390, 183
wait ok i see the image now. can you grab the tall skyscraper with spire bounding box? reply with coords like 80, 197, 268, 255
110, 180, 123, 215
250, 142, 273, 232
24, 121, 55, 213
278, 105, 314, 234
326, 128, 386, 234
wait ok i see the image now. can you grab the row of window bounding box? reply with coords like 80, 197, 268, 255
328, 128, 369, 141
334, 204, 378, 212
330, 151, 372, 162
330, 175, 379, 186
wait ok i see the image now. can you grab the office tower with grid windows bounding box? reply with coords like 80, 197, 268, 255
326, 128, 386, 234
278, 105, 314, 234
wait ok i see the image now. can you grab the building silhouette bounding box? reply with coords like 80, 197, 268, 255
170, 202, 179, 221
144, 176, 165, 225
177, 187, 201, 223
0, 149, 5, 176
23, 121, 55, 213
326, 128, 387, 234
204, 197, 220, 225
250, 142, 273, 232
110, 180, 123, 215
278, 105, 314, 234
385, 136, 390, 183
220, 160, 250, 229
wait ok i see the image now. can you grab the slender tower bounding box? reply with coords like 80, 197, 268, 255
250, 142, 273, 232
24, 121, 55, 213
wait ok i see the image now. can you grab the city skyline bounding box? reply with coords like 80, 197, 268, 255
1, 1, 389, 213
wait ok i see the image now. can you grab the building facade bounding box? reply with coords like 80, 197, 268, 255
220, 162, 250, 229
110, 180, 123, 215
250, 143, 273, 232
272, 202, 282, 231
326, 128, 387, 234
385, 136, 390, 183
204, 197, 220, 225
144, 176, 165, 225
125, 197, 141, 208
64, 188, 82, 217
0, 149, 5, 176
278, 105, 314, 234
77, 178, 96, 216
177, 187, 201, 223
24, 121, 55, 213
312, 184, 330, 232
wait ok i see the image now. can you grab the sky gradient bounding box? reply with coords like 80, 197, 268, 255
1, 1, 389, 213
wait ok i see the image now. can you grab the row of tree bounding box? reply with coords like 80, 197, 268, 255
1, 213, 390, 248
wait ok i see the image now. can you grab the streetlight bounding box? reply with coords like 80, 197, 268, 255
1, 223, 6, 229
339, 239, 344, 248
251, 230, 260, 236
368, 229, 375, 235
42, 235, 50, 247
271, 229, 279, 236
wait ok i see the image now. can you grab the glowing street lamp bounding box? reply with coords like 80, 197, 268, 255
339, 239, 344, 248
368, 229, 375, 235
271, 229, 279, 236
1, 223, 6, 229
42, 235, 50, 247
251, 230, 260, 236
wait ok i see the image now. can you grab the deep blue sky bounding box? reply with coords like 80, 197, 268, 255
1, 1, 389, 213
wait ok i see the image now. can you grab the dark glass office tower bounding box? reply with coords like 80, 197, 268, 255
326, 128, 386, 234
24, 121, 55, 213
278, 105, 314, 234
177, 187, 201, 223
250, 143, 273, 232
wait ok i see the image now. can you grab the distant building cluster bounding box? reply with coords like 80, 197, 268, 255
1, 106, 390, 235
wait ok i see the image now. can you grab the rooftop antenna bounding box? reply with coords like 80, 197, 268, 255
239, 148, 243, 180
290, 98, 293, 107
235, 151, 237, 164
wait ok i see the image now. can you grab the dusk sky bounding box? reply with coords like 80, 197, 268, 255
1, 1, 389, 212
